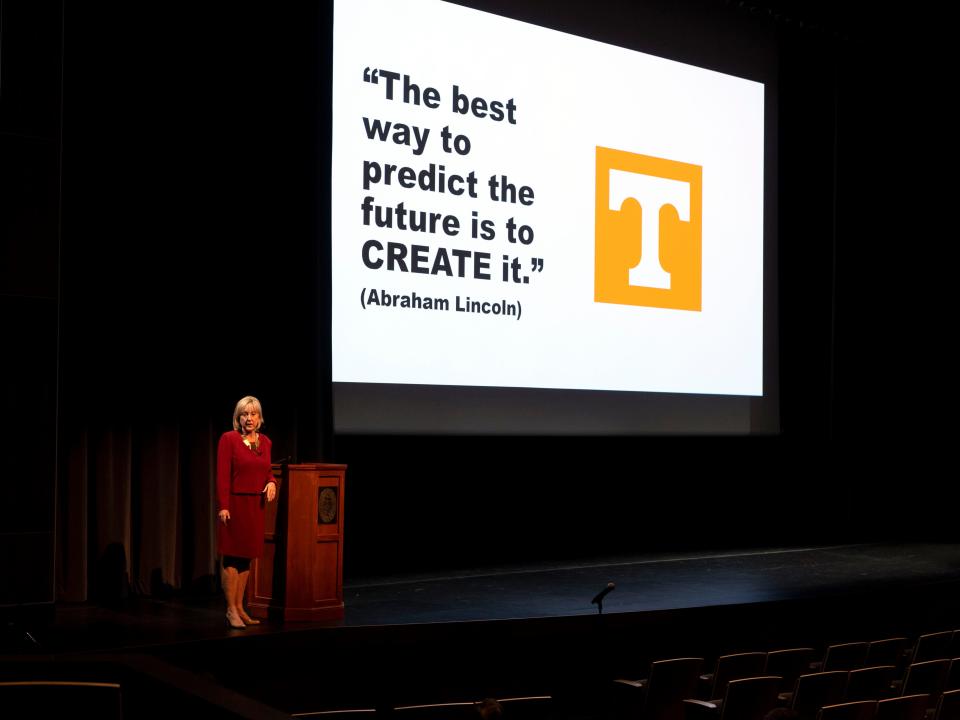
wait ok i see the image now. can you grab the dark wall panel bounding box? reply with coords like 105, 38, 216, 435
0, 136, 60, 297
0, 1, 63, 138
0, 1, 63, 607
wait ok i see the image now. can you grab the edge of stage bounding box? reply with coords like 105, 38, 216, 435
4, 542, 960, 717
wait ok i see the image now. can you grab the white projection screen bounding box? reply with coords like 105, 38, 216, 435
330, 0, 777, 435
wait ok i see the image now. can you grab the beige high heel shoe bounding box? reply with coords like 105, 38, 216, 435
238, 609, 261, 626
226, 608, 246, 629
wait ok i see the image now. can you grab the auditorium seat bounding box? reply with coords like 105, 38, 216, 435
845, 666, 897, 701
936, 689, 960, 720
391, 700, 481, 720
912, 633, 955, 663
339, 696, 550, 720
0, 680, 123, 720
900, 659, 950, 710
766, 648, 816, 695
683, 675, 781, 720
822, 643, 870, 672
875, 693, 929, 720
790, 671, 849, 720
294, 710, 377, 718
947, 659, 960, 692
497, 695, 553, 719
817, 700, 879, 720
866, 639, 911, 670
699, 652, 767, 700
611, 656, 703, 720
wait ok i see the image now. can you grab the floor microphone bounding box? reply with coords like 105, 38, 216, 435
591, 581, 616, 605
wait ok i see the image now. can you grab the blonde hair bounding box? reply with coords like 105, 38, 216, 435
232, 396, 264, 432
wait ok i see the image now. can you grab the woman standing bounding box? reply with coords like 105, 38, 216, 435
217, 395, 278, 628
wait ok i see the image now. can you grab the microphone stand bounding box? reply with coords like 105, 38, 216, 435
591, 582, 615, 615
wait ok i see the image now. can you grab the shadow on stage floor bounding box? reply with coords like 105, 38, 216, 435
4, 542, 960, 717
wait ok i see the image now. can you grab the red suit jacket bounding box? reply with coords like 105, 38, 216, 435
216, 430, 274, 512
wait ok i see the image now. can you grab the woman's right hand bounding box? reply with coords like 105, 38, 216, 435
218, 509, 230, 523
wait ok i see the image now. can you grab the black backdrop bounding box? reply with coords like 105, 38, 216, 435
2, 0, 953, 607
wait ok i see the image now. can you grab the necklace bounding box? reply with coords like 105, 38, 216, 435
242, 433, 260, 454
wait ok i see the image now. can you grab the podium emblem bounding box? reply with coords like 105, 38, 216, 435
318, 487, 338, 524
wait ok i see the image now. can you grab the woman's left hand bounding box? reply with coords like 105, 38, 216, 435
264, 481, 277, 502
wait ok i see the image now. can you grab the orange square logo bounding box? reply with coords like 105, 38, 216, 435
595, 146, 702, 311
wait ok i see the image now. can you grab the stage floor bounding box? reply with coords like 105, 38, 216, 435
29, 541, 960, 656
340, 541, 960, 625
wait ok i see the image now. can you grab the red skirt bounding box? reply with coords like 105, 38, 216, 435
217, 493, 266, 559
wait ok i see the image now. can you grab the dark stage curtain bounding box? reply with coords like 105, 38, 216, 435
58, 419, 221, 602
52, 2, 323, 603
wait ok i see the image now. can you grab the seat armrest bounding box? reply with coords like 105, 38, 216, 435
683, 699, 719, 719
613, 678, 647, 689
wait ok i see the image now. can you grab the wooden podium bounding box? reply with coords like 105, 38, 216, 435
248, 463, 346, 621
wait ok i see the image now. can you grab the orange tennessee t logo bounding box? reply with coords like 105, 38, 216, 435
595, 146, 702, 311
